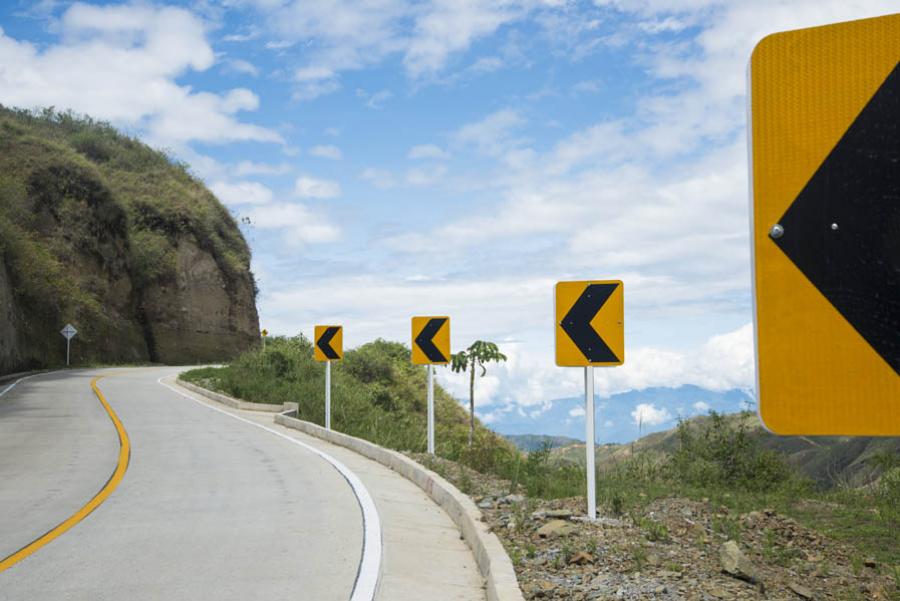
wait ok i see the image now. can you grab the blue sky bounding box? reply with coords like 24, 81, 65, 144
1, 0, 895, 428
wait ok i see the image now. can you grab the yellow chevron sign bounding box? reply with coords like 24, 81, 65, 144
314, 325, 343, 362
555, 281, 624, 367
750, 14, 900, 435
411, 317, 450, 365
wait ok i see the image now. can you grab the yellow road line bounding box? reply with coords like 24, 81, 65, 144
0, 374, 131, 572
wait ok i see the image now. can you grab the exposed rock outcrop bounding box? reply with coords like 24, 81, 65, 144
142, 235, 259, 364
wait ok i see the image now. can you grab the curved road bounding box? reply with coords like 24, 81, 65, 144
0, 368, 483, 600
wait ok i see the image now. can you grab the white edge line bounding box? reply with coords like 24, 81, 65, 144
0, 371, 56, 398
157, 377, 382, 601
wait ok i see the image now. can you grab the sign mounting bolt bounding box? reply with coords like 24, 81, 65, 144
831, 222, 839, 231
769, 224, 784, 239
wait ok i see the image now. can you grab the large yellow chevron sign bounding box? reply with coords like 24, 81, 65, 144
555, 281, 624, 367
750, 14, 900, 435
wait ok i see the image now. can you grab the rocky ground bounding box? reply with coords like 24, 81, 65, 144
409, 454, 898, 601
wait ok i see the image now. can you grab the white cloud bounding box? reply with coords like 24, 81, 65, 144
0, 4, 282, 146
590, 323, 754, 398
638, 16, 688, 33
210, 181, 273, 206
631, 403, 672, 427
441, 373, 501, 408
408, 144, 449, 160
224, 58, 260, 77
477, 409, 503, 424
693, 401, 711, 413
295, 175, 341, 198
453, 108, 531, 166
570, 79, 602, 95
234, 161, 292, 176
223, 29, 261, 43
405, 165, 447, 187
246, 203, 340, 245
357, 89, 393, 109
403, 1, 525, 77
309, 145, 343, 160
569, 406, 586, 417
265, 40, 295, 50
253, 0, 547, 99
360, 167, 396, 189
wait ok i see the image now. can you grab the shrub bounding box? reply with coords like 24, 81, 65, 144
874, 467, 900, 528
70, 129, 116, 163
667, 411, 795, 491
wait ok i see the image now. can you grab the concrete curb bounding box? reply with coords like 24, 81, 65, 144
175, 379, 524, 601
176, 380, 287, 413
0, 370, 46, 385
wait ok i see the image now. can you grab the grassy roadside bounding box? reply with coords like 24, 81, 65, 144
180, 335, 519, 470
181, 337, 899, 593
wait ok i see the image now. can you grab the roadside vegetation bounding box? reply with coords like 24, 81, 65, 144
183, 337, 899, 580
181, 335, 518, 469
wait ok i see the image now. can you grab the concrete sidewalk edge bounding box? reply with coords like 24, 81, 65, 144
177, 380, 286, 413
176, 377, 524, 601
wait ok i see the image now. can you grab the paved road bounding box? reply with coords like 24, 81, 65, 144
0, 368, 485, 600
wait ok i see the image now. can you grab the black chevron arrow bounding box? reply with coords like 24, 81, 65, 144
415, 318, 448, 363
561, 283, 620, 363
773, 60, 900, 375
317, 326, 341, 360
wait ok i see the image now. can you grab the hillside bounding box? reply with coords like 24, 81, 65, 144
181, 336, 518, 467
0, 106, 259, 371
549, 411, 900, 488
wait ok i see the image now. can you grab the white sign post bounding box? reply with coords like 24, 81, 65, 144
426, 366, 435, 454
585, 367, 596, 521
60, 324, 77, 366
325, 360, 332, 431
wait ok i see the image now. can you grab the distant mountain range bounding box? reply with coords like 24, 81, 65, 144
482, 385, 754, 444
503, 434, 582, 452
519, 412, 900, 489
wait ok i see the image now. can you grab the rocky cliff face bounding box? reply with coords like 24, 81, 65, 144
0, 107, 259, 372
142, 235, 259, 364
0, 261, 23, 371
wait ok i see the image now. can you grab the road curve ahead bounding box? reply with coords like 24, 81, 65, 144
0, 368, 368, 600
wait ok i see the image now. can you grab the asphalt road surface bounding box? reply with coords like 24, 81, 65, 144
0, 368, 484, 600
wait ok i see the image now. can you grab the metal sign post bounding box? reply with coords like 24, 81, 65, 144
427, 366, 435, 454
325, 360, 332, 431
585, 366, 596, 521
60, 324, 78, 366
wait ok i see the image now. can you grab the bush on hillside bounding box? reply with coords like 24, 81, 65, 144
874, 467, 900, 528
668, 411, 796, 492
